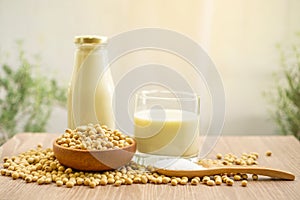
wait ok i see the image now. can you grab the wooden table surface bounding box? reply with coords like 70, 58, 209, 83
0, 133, 299, 200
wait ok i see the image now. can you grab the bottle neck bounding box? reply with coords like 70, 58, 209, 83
74, 44, 107, 72
76, 43, 106, 54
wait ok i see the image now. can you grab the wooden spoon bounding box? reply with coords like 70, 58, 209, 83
156, 166, 295, 180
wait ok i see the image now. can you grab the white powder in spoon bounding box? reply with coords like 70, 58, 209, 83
154, 158, 204, 170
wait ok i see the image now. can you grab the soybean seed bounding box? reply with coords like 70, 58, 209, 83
266, 151, 272, 156
194, 177, 201, 182
100, 178, 108, 185
56, 180, 63, 186
11, 172, 19, 179
114, 180, 122, 187
32, 175, 38, 182
216, 153, 223, 159
66, 181, 74, 188
107, 178, 115, 184
202, 176, 210, 183
241, 174, 248, 180
125, 178, 133, 185
241, 180, 248, 187
25, 175, 33, 183
234, 175, 241, 181
207, 180, 215, 186
141, 175, 148, 184
191, 178, 199, 185
0, 169, 6, 176
89, 181, 97, 188
171, 179, 178, 186
181, 176, 188, 181
62, 177, 69, 184
180, 179, 188, 185
76, 178, 84, 185
214, 176, 222, 185
221, 175, 228, 183
3, 163, 10, 168
252, 174, 258, 180
162, 177, 171, 184
3, 156, 9, 162
226, 178, 234, 186
45, 177, 52, 184
37, 178, 45, 185
84, 178, 90, 186
133, 177, 141, 183
215, 178, 222, 185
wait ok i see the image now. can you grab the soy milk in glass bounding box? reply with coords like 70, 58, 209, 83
134, 90, 200, 157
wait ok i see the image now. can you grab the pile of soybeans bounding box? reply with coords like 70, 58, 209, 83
0, 123, 271, 188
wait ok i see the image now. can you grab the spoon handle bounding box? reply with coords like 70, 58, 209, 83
156, 167, 295, 180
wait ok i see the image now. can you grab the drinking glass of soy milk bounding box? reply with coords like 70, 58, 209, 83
134, 90, 200, 158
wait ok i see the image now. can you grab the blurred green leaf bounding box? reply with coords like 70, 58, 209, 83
265, 34, 300, 140
0, 42, 67, 144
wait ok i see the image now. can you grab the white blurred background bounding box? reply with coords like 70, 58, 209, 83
0, 0, 299, 135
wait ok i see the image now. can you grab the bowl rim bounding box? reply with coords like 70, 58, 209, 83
53, 138, 136, 153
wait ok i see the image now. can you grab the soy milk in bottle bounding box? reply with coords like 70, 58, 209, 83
68, 36, 115, 129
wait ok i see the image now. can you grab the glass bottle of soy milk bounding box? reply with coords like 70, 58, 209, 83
68, 36, 115, 129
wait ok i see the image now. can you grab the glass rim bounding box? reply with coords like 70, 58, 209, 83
136, 90, 198, 101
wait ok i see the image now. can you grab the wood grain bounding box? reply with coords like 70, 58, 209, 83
0, 133, 299, 200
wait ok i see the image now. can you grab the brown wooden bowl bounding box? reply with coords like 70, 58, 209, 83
53, 138, 136, 171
